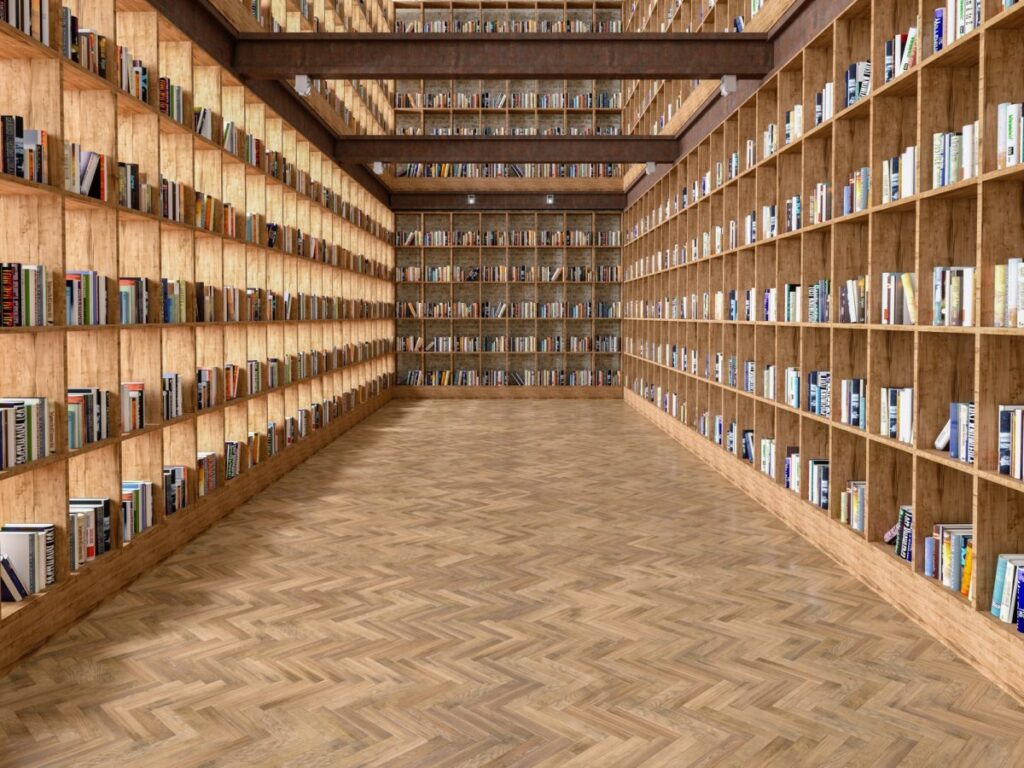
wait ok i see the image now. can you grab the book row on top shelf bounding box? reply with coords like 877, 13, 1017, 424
212, 0, 394, 134
392, 0, 621, 34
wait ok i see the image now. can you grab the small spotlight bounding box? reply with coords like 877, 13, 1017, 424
545, 194, 555, 205
467, 194, 476, 205
372, 161, 384, 175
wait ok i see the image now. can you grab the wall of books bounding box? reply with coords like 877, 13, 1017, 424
623, 0, 774, 138
0, 0, 395, 664
622, 0, 1024, 688
390, 0, 622, 184
395, 211, 622, 390
210, 0, 394, 137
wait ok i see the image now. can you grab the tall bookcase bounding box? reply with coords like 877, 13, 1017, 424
390, 0, 622, 188
394, 0, 622, 34
395, 210, 622, 396
0, 0, 395, 670
623, 0, 1024, 698
209, 0, 394, 137
622, 0, 790, 144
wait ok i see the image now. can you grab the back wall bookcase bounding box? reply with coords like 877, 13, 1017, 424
0, 0, 395, 670
395, 210, 622, 397
623, 0, 1024, 700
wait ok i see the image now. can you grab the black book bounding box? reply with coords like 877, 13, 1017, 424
1, 115, 15, 175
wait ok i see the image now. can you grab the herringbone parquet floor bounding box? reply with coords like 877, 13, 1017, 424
2, 400, 1024, 767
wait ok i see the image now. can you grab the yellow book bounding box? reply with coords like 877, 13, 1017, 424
961, 541, 974, 597
995, 264, 1008, 328
901, 272, 917, 324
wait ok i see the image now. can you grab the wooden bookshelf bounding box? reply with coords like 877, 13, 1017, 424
208, 0, 394, 137
0, 0, 395, 670
622, 0, 794, 189
394, 211, 622, 394
393, 0, 622, 34
390, 1, 622, 187
622, 0, 1024, 699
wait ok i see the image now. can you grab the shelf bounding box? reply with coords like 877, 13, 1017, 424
0, 0, 397, 672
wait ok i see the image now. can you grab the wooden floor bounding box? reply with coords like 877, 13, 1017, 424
2, 401, 1024, 767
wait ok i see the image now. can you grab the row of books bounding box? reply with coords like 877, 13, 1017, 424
0, 0, 49, 44
1, 262, 51, 327
61, 8, 106, 77
117, 47, 149, 103
64, 143, 106, 200
883, 26, 919, 83
396, 162, 620, 179
67, 387, 110, 450
924, 522, 974, 598
393, 20, 623, 34
402, 369, 622, 386
114, 277, 393, 325
1, 115, 47, 184
0, 522, 54, 599
0, 397, 53, 469
399, 335, 621, 353
932, 124, 979, 189
839, 480, 866, 532
395, 266, 621, 283
397, 300, 622, 319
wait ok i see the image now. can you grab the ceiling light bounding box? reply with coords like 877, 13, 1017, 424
372, 161, 384, 175
467, 194, 476, 205
545, 194, 555, 205
646, 161, 656, 175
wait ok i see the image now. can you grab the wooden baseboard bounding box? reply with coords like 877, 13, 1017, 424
393, 386, 624, 399
0, 391, 392, 675
624, 390, 1024, 706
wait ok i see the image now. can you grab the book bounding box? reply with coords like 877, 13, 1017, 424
0, 554, 28, 601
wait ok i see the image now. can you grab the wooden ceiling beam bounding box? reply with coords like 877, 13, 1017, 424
335, 136, 680, 164
234, 33, 773, 80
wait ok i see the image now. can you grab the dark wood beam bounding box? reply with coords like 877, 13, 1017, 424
335, 136, 678, 164
390, 192, 626, 212
234, 33, 773, 80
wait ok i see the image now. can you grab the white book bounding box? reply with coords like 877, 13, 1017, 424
1009, 104, 1021, 168
0, 530, 44, 594
999, 102, 1009, 169
962, 267, 975, 326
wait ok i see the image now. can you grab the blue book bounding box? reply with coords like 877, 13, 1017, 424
949, 403, 959, 459
0, 554, 28, 601
925, 536, 938, 579
1016, 566, 1024, 632
934, 9, 944, 53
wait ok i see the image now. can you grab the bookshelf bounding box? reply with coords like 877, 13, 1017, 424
393, 0, 622, 34
208, 0, 394, 137
389, 0, 622, 190
0, 0, 395, 670
394, 210, 622, 396
621, 0, 793, 190
622, 0, 1024, 699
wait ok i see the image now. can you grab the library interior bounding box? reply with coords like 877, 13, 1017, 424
3, 0, 1024, 764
